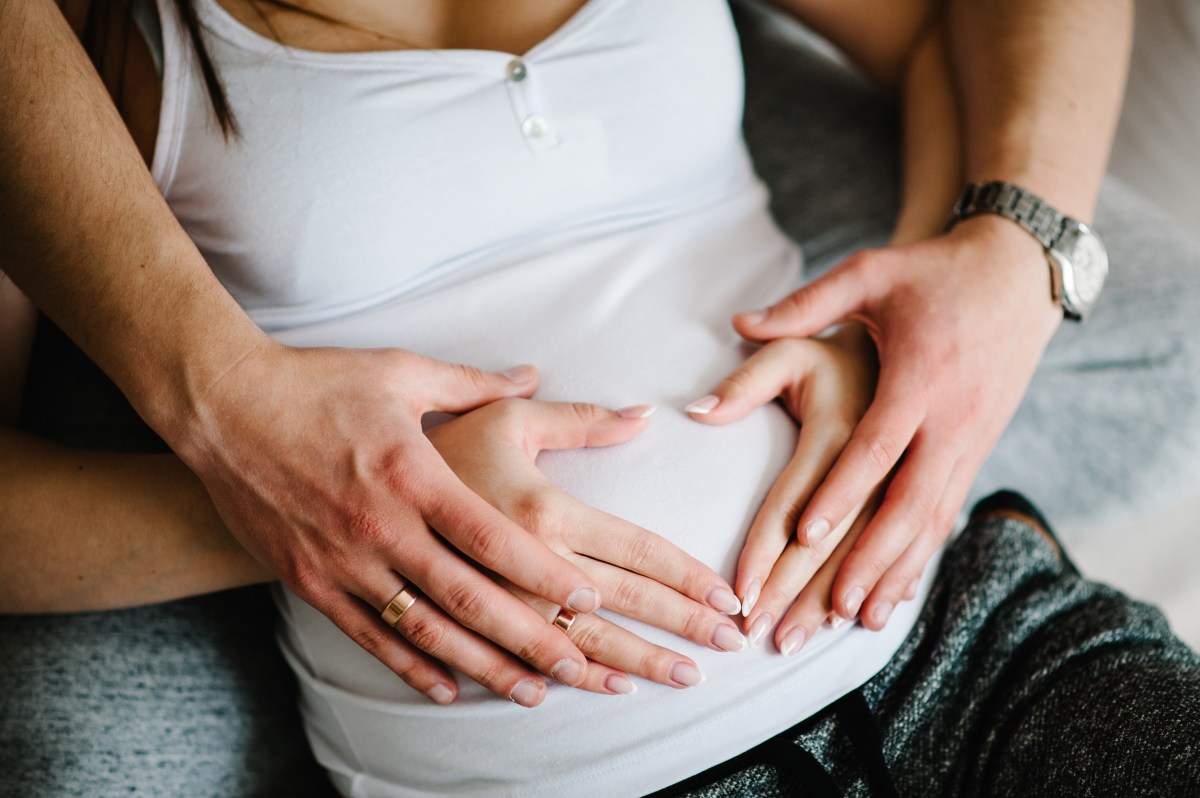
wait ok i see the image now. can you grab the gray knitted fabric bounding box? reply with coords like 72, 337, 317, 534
4, 3, 1200, 796
668, 514, 1200, 797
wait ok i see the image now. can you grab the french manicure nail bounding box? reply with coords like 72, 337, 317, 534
616, 404, 658, 419
669, 662, 705, 687
502, 365, 537, 383
712, 624, 745, 652
781, 627, 808, 657
706, 586, 741, 615
805, 517, 832, 545
742, 580, 761, 618
748, 614, 772, 647
685, 395, 721, 415
509, 679, 544, 707
566, 587, 600, 613
829, 615, 848, 630
605, 674, 637, 695
872, 602, 894, 628
427, 684, 455, 705
551, 658, 584, 686
905, 579, 919, 600
844, 587, 866, 618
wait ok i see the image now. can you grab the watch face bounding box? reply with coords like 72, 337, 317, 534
1061, 223, 1109, 312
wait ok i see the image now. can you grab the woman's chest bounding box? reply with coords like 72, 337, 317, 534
159, 0, 751, 327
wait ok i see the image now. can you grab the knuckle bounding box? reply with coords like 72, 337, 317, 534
440, 580, 491, 626
471, 660, 512, 693
512, 488, 562, 536
286, 563, 325, 601
850, 547, 892, 582
516, 634, 552, 668
679, 607, 713, 643
719, 368, 758, 400
898, 487, 941, 533
451, 361, 492, 394
402, 613, 450, 655
609, 578, 649, 613
455, 516, 509, 564
345, 508, 392, 551
642, 650, 675, 683
348, 624, 392, 657
622, 532, 661, 574
567, 402, 603, 426
861, 433, 902, 476
569, 622, 605, 658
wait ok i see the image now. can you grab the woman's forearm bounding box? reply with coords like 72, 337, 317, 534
0, 0, 268, 443
890, 23, 963, 246
0, 429, 270, 614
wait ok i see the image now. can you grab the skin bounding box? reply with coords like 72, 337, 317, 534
710, 0, 1132, 639
0, 0, 616, 708
0, 0, 1129, 698
693, 3, 969, 650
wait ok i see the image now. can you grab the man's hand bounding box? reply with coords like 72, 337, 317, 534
179, 345, 606, 708
733, 216, 1061, 630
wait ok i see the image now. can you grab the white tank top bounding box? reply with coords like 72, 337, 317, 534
150, 0, 935, 794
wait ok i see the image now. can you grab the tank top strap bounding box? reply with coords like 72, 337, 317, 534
148, 0, 198, 196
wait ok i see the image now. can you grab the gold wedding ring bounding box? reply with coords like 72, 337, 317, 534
381, 585, 420, 627
552, 607, 577, 633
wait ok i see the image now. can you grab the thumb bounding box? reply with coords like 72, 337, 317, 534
521, 401, 655, 453
733, 252, 872, 341
686, 339, 814, 425
423, 360, 540, 413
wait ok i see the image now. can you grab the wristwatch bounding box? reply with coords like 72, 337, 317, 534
948, 181, 1109, 321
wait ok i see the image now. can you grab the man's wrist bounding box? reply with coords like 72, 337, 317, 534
947, 214, 1063, 323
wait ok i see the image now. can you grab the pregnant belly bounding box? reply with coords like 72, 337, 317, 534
267, 188, 932, 796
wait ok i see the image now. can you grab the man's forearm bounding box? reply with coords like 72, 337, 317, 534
946, 0, 1133, 221
0, 0, 268, 442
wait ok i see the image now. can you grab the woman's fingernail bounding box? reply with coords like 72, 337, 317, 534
566, 587, 600, 613
616, 404, 658, 419
872, 602, 894, 628
706, 587, 741, 615
509, 679, 544, 707
605, 673, 637, 695
844, 586, 866, 618
737, 309, 768, 325
804, 517, 832, 546
685, 395, 721, 415
711, 624, 745, 652
748, 614, 772, 647
669, 662, 705, 687
905, 579, 919, 600
780, 627, 808, 657
427, 684, 455, 705
502, 365, 537, 383
551, 658, 585, 686
742, 580, 762, 618
829, 615, 849, 630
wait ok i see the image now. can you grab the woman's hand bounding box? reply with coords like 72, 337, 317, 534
729, 219, 1060, 631
179, 344, 615, 708
686, 325, 884, 649
427, 398, 746, 694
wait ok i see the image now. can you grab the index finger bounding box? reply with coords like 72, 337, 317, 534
794, 368, 925, 547
423, 464, 604, 613
567, 502, 741, 615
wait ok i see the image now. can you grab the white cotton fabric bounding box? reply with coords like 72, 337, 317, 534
151, 0, 933, 794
